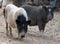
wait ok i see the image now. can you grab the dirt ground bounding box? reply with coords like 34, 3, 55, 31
0, 8, 60, 44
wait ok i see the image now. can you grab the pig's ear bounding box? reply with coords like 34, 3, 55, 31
43, 6, 48, 11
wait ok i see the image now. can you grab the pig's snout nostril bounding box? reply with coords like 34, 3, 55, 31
0, 6, 2, 8
0, 5, 2, 8
21, 35, 25, 38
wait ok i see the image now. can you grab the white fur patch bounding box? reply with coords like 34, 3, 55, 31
14, 7, 28, 21
5, 4, 19, 28
5, 4, 28, 28
0, 0, 2, 2
40, 30, 44, 37
18, 7, 28, 21
49, 9, 51, 12
0, 0, 2, 6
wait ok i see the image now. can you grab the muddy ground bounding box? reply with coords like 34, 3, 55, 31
0, 8, 60, 44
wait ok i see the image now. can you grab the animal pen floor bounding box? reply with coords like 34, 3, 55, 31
0, 8, 60, 44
